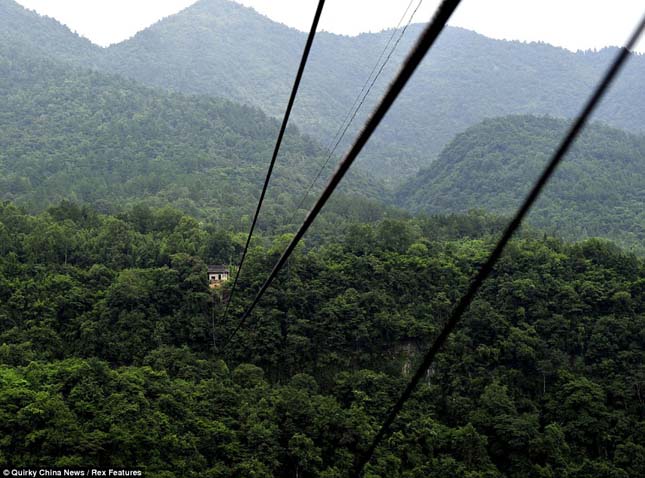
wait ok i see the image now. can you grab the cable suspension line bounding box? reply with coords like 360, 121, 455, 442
220, 0, 463, 352
349, 11, 645, 478
219, 0, 326, 331
289, 0, 425, 223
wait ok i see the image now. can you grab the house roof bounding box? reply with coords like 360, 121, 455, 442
208, 265, 229, 273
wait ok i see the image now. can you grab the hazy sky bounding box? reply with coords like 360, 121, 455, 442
14, 0, 645, 53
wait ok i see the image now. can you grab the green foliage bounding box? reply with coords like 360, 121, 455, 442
3, 0, 645, 182
0, 203, 644, 475
1, 1, 645, 473
0, 38, 386, 227
397, 115, 645, 253
89, 4, 645, 182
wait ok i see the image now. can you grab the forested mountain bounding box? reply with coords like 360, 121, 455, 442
2, 2, 645, 474
396, 115, 645, 252
1, 203, 644, 476
0, 40, 385, 227
5, 0, 644, 182
4, 0, 644, 246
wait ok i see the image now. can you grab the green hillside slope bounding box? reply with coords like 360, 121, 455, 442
74, 0, 645, 182
396, 115, 645, 251
4, 0, 645, 183
0, 42, 385, 226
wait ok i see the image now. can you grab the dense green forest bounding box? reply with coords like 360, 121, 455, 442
2, 1, 645, 475
1, 201, 644, 477
0, 41, 384, 225
2, 0, 645, 181
397, 115, 645, 253
4, 38, 644, 253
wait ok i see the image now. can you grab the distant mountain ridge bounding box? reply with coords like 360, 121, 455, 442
0, 0, 98, 61
3, 0, 645, 184
0, 40, 385, 224
396, 115, 645, 251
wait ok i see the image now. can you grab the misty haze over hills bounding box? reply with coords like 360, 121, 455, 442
0, 39, 385, 226
2, 0, 645, 183
1, 0, 644, 250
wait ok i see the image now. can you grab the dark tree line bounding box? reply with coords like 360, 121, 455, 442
0, 201, 643, 477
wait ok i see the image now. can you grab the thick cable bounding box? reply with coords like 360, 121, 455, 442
349, 11, 645, 477
219, 0, 326, 329
221, 0, 463, 352
290, 0, 424, 221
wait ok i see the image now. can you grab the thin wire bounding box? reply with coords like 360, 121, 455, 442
349, 12, 645, 478
319, 0, 417, 167
220, 0, 463, 353
322, 0, 417, 157
219, 0, 326, 331
289, 0, 425, 223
